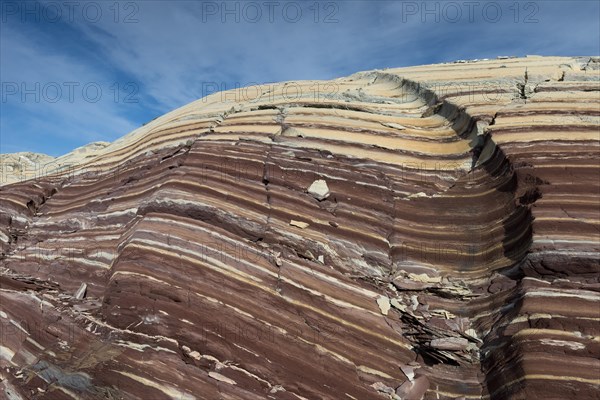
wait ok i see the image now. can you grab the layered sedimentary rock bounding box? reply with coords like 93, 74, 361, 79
0, 56, 598, 400
0, 153, 55, 187
0, 142, 111, 186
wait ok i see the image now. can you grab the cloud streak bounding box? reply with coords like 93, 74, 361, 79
1, 0, 598, 156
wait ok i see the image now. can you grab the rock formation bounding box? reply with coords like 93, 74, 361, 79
0, 142, 111, 186
0, 56, 598, 399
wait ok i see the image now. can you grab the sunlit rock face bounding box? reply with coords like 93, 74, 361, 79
0, 142, 110, 186
0, 56, 598, 400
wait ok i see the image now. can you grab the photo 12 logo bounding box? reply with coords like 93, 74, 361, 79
1, 81, 139, 104
200, 81, 339, 103
0, 319, 78, 344
399, 1, 540, 23
199, 1, 339, 23
1, 1, 139, 24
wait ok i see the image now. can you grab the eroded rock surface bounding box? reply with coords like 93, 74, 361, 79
0, 56, 598, 399
0, 142, 110, 186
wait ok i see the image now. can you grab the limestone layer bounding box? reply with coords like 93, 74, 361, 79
0, 56, 599, 400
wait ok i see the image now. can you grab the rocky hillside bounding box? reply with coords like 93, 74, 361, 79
0, 142, 111, 186
0, 56, 598, 400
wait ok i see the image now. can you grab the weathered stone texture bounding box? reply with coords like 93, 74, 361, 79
1, 56, 598, 399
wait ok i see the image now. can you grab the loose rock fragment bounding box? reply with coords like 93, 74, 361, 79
273, 251, 283, 267
182, 346, 202, 361
208, 371, 237, 385
395, 376, 429, 400
390, 298, 406, 312
73, 283, 87, 300
399, 365, 415, 382
430, 337, 469, 351
377, 296, 391, 315
290, 220, 310, 229
307, 179, 330, 201
410, 295, 419, 311
408, 273, 441, 284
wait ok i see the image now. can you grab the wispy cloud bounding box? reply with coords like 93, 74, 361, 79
1, 22, 141, 155
1, 0, 598, 156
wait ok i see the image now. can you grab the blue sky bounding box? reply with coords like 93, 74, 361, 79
1, 0, 599, 156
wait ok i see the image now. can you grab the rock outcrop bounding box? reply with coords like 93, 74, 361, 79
0, 142, 111, 186
1, 56, 598, 399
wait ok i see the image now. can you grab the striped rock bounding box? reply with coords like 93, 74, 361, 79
0, 56, 598, 400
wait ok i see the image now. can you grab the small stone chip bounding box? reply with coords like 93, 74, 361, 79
274, 251, 283, 267
182, 346, 202, 361
307, 179, 330, 201
208, 371, 237, 385
74, 283, 87, 300
396, 375, 429, 399
408, 273, 442, 283
377, 296, 391, 315
290, 220, 310, 229
399, 365, 415, 382
430, 337, 469, 351
390, 298, 406, 312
